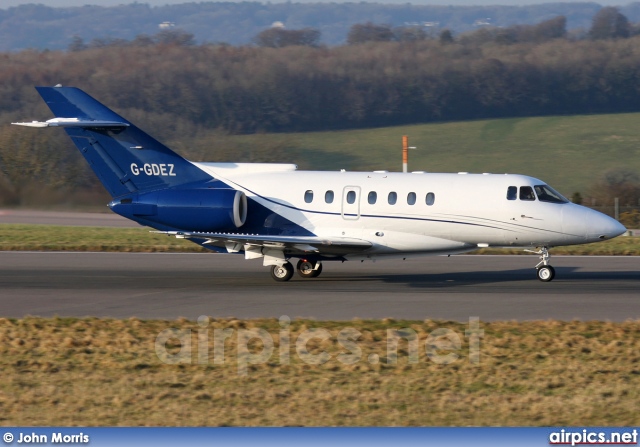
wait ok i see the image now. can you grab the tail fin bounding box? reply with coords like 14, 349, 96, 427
21, 86, 212, 198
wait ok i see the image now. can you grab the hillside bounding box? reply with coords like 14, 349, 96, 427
3, 34, 640, 206
213, 113, 640, 197
0, 2, 610, 50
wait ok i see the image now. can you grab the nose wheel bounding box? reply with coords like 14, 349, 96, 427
536, 265, 555, 282
527, 246, 556, 282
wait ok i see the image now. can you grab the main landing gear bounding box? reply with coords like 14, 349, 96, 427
527, 246, 555, 282
270, 262, 294, 282
269, 260, 323, 282
296, 259, 323, 278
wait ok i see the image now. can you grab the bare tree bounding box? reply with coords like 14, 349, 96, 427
393, 27, 428, 42
253, 28, 321, 48
67, 36, 87, 52
347, 23, 394, 45
439, 29, 454, 44
589, 7, 630, 40
589, 168, 640, 206
154, 29, 196, 46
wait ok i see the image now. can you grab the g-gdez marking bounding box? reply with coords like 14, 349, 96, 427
11, 86, 627, 283
130, 163, 176, 176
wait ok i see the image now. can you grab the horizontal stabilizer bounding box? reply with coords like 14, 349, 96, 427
11, 118, 129, 128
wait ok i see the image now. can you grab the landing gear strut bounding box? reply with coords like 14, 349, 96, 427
270, 262, 294, 282
296, 260, 323, 278
528, 246, 555, 282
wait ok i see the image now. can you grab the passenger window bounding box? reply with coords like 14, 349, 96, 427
507, 186, 517, 200
346, 190, 356, 204
388, 192, 397, 205
519, 186, 536, 201
325, 190, 334, 204
426, 192, 435, 206
304, 190, 314, 203
368, 191, 377, 205
407, 192, 416, 205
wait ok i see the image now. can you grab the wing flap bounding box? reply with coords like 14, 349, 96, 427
154, 231, 372, 255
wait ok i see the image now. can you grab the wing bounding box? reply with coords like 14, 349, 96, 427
154, 231, 373, 257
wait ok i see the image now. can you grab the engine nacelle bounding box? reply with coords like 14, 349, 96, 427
112, 188, 247, 232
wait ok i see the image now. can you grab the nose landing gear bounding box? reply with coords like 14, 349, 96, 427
527, 246, 555, 282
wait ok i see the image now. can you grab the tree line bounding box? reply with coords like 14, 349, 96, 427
13, 31, 638, 135
3, 12, 640, 206
64, 7, 640, 50
0, 2, 609, 50
5, 11, 640, 134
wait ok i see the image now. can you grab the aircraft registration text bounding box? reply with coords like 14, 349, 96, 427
130, 163, 176, 176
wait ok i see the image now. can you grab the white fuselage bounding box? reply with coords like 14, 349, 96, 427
194, 163, 625, 260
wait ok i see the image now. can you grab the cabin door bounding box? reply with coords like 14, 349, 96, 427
341, 186, 361, 220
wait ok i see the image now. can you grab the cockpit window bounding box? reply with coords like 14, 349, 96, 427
507, 186, 517, 200
519, 186, 536, 201
534, 185, 569, 204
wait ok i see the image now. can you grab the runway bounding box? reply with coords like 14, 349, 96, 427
0, 252, 638, 321
0, 209, 138, 227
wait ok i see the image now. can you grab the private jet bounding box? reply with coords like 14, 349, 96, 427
12, 86, 626, 282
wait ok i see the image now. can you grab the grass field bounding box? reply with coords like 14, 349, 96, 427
207, 113, 640, 198
1, 317, 639, 426
0, 224, 206, 253
0, 224, 639, 255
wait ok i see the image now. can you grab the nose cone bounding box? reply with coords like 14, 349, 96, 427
562, 205, 588, 241
563, 205, 626, 243
583, 207, 626, 241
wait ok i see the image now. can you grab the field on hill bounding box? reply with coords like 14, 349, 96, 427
3, 109, 640, 208
212, 113, 640, 198
1, 317, 638, 426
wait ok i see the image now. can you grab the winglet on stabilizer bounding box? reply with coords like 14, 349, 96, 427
11, 118, 129, 128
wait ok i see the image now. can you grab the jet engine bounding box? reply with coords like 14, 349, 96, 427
112, 188, 247, 232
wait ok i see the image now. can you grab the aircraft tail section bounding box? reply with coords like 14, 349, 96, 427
27, 86, 211, 198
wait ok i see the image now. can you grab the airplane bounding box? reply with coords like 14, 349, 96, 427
12, 86, 626, 282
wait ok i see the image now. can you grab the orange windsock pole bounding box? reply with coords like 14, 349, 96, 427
402, 135, 408, 173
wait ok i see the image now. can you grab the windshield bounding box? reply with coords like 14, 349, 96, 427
534, 185, 569, 204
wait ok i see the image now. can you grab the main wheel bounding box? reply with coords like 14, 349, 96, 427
297, 260, 322, 278
537, 265, 555, 282
271, 262, 294, 282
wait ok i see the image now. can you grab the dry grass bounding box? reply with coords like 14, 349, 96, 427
1, 224, 639, 255
1, 317, 639, 426
0, 224, 206, 253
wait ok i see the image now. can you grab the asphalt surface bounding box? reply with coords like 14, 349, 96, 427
0, 252, 638, 322
0, 209, 138, 227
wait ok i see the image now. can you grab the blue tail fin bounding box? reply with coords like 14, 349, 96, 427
35, 86, 212, 198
